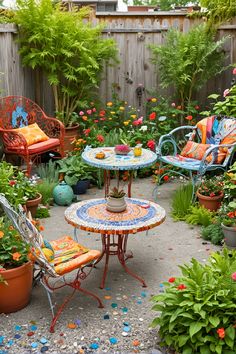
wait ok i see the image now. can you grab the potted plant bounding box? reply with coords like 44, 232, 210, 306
106, 187, 127, 212
57, 156, 93, 194
220, 201, 236, 249
197, 176, 224, 211
0, 217, 33, 313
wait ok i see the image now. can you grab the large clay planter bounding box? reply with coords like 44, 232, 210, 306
26, 193, 42, 218
0, 261, 33, 314
197, 191, 224, 211
106, 196, 127, 213
64, 125, 80, 153
221, 224, 236, 249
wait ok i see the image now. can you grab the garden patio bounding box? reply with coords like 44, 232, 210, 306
0, 178, 220, 354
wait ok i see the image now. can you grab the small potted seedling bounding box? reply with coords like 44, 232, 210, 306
106, 187, 127, 212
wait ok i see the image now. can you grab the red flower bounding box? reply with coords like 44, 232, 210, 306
231, 272, 236, 281
217, 328, 225, 339
185, 115, 193, 121
99, 110, 106, 117
195, 105, 200, 110
92, 107, 96, 112
84, 128, 91, 136
149, 112, 156, 120
163, 175, 169, 182
227, 211, 235, 218
94, 120, 99, 123
86, 109, 92, 115
233, 68, 236, 75
97, 134, 105, 143
147, 140, 155, 151
168, 277, 175, 283
209, 192, 215, 197
9, 180, 16, 186
177, 284, 186, 290
100, 117, 106, 121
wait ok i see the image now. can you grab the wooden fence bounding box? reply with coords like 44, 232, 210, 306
0, 13, 236, 115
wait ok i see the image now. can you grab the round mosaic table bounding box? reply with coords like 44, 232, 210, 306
81, 146, 157, 197
65, 198, 166, 289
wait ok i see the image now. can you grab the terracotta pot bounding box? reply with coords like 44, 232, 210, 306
221, 223, 236, 249
106, 196, 127, 213
0, 261, 33, 314
26, 193, 42, 218
197, 190, 223, 211
64, 125, 80, 153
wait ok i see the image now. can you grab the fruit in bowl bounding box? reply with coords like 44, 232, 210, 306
114, 144, 131, 155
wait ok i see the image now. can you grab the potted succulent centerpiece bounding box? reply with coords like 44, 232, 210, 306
106, 187, 127, 212
0, 217, 33, 313
220, 201, 236, 249
197, 176, 224, 211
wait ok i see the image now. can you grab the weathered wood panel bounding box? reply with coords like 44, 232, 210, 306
0, 13, 235, 115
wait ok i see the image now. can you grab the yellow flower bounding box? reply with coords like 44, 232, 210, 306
108, 117, 112, 120
119, 107, 125, 111
123, 121, 130, 126
131, 115, 137, 119
125, 101, 128, 105
111, 111, 116, 115
0, 231, 4, 238
106, 102, 113, 107
151, 98, 157, 103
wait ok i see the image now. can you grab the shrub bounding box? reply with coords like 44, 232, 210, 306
151, 248, 236, 354
185, 205, 213, 226
201, 223, 224, 245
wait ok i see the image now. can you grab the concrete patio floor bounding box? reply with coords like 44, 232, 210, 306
0, 178, 220, 354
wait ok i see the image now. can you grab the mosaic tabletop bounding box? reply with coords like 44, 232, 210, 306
81, 146, 157, 171
65, 198, 166, 234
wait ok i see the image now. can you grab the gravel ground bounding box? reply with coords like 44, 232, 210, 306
0, 178, 220, 354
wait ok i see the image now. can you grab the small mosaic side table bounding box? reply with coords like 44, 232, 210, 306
65, 198, 166, 289
81, 146, 157, 197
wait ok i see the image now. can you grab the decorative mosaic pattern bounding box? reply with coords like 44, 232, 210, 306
65, 198, 166, 234
82, 146, 157, 171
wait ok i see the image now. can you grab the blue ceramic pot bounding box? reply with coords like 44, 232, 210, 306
53, 181, 74, 206
72, 180, 90, 195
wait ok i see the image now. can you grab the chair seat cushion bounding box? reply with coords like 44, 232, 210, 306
15, 123, 49, 146
160, 155, 219, 171
17, 138, 60, 154
50, 236, 100, 275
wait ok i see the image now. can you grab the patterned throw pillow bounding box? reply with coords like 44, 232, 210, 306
15, 123, 49, 146
180, 141, 226, 164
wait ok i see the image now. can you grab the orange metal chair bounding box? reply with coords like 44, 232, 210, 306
0, 194, 104, 332
0, 96, 65, 175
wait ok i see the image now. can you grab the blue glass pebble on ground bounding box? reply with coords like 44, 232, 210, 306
76, 319, 81, 326
41, 346, 49, 353
123, 326, 130, 332
7, 340, 13, 347
0, 337, 4, 345
123, 321, 129, 326
30, 325, 37, 331
159, 284, 164, 288
14, 326, 22, 331
0, 350, 8, 354
111, 303, 117, 308
137, 300, 142, 304
104, 314, 110, 320
31, 342, 38, 348
109, 337, 118, 344
14, 334, 21, 340
40, 338, 47, 344
141, 291, 147, 297
105, 287, 111, 291
122, 307, 128, 313
90, 343, 99, 350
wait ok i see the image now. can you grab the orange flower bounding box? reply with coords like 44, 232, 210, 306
217, 328, 225, 339
8, 226, 14, 230
0, 231, 4, 238
12, 252, 21, 261
185, 115, 193, 121
39, 225, 45, 231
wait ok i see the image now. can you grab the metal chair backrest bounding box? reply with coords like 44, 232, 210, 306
0, 194, 58, 277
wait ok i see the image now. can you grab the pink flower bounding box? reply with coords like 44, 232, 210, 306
84, 128, 91, 136
171, 102, 176, 107
79, 111, 84, 116
223, 89, 230, 97
92, 108, 96, 112
133, 117, 143, 126
231, 272, 236, 281
86, 110, 92, 115
100, 117, 106, 121
94, 120, 99, 123
147, 140, 155, 151
97, 134, 104, 143
233, 68, 236, 75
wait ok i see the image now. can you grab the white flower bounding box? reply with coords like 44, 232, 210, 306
139, 125, 148, 132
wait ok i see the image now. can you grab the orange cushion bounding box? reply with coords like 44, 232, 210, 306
50, 236, 101, 275
181, 141, 226, 164
15, 123, 49, 146
15, 138, 60, 153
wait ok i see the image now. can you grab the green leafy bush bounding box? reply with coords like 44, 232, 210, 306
185, 205, 213, 226
201, 223, 224, 245
151, 248, 236, 354
171, 183, 193, 220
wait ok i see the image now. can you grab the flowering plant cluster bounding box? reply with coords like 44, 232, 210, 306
198, 176, 224, 197
0, 217, 30, 274
151, 249, 236, 353
220, 201, 236, 227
